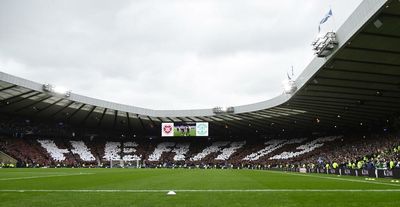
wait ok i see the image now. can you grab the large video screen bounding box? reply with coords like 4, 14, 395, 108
161, 122, 208, 137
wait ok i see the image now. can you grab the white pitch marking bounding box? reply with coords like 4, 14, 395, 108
0, 189, 400, 193
167, 190, 176, 195
263, 170, 400, 187
0, 173, 94, 181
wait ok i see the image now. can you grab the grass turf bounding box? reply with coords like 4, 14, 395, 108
173, 128, 196, 136
1, 168, 400, 207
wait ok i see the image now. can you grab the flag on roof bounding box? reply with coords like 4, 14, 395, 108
318, 9, 333, 32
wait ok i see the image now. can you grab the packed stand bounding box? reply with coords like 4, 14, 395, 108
1, 116, 399, 169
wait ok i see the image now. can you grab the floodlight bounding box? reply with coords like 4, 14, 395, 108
213, 106, 234, 114
42, 84, 52, 92
42, 84, 71, 97
311, 32, 338, 57
282, 79, 297, 94
53, 86, 68, 94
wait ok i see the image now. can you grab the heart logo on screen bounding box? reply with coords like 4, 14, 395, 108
164, 125, 172, 133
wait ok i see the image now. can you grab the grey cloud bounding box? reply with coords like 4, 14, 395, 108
0, 0, 362, 109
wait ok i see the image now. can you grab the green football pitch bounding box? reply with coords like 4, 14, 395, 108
173, 128, 196, 136
1, 168, 400, 207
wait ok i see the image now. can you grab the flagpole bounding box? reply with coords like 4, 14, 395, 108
329, 5, 337, 32
291, 66, 294, 77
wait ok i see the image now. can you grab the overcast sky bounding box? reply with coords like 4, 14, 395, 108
0, 0, 362, 110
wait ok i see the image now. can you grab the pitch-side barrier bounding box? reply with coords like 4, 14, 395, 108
273, 167, 400, 179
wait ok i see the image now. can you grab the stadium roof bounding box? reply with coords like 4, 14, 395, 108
0, 0, 399, 136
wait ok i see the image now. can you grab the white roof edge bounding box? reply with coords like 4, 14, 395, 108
0, 0, 388, 118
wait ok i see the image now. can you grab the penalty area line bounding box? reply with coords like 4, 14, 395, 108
1, 189, 400, 193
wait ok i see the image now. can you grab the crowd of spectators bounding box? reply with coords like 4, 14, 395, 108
0, 115, 74, 139
296, 134, 400, 170
1, 116, 399, 170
